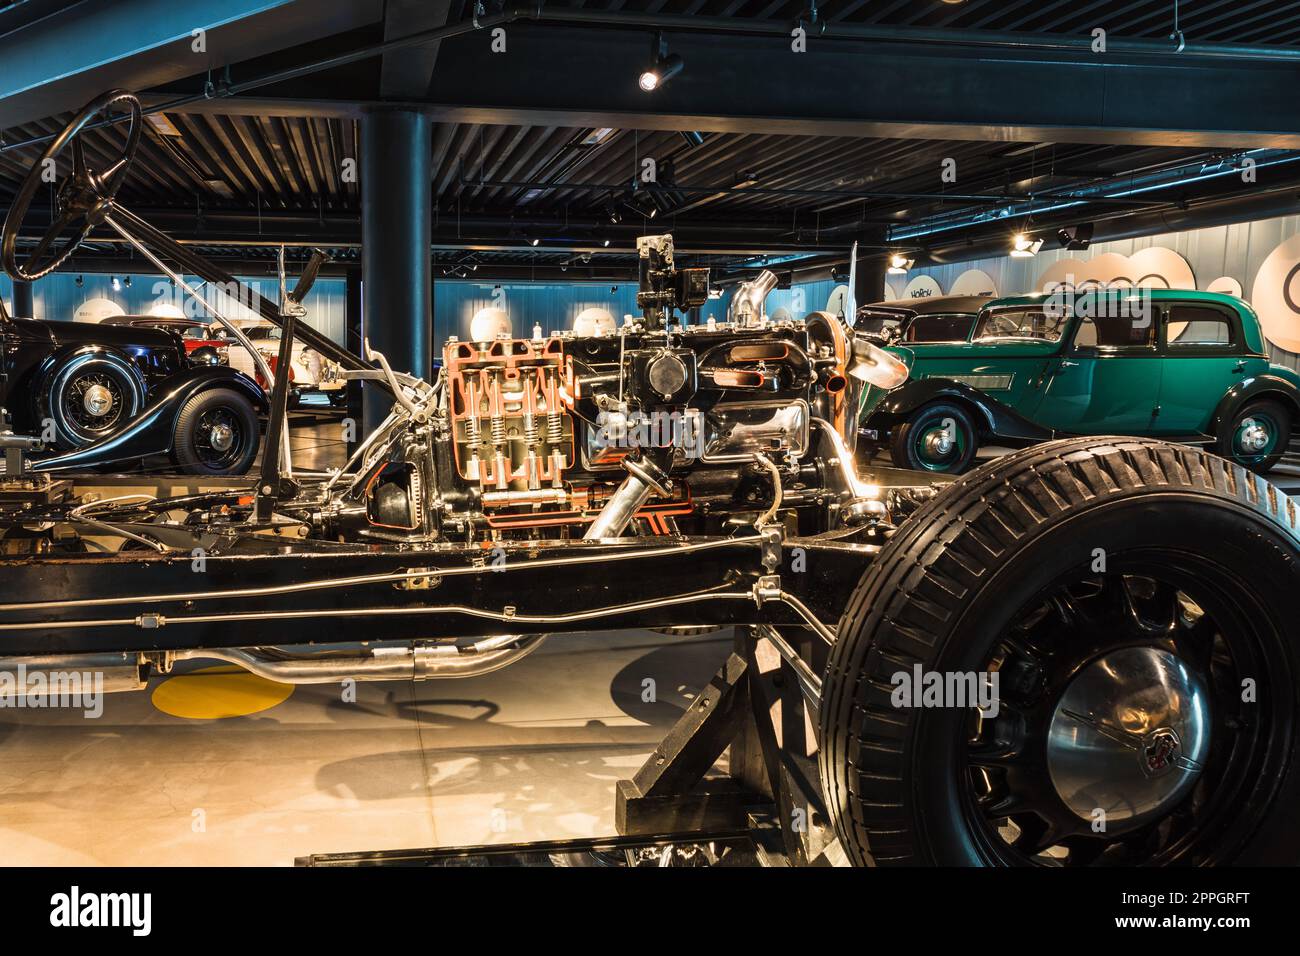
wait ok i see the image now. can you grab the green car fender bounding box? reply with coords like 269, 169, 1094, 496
860, 376, 1054, 443
1206, 371, 1300, 436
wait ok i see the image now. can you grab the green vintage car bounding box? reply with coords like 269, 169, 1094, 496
859, 289, 1300, 474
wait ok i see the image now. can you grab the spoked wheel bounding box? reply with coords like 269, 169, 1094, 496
63, 371, 126, 434
0, 90, 141, 281
172, 388, 260, 476
42, 350, 146, 447
820, 437, 1300, 866
965, 567, 1275, 866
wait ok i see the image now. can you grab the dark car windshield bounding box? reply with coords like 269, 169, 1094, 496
904, 313, 977, 343
973, 307, 1067, 343
855, 309, 905, 335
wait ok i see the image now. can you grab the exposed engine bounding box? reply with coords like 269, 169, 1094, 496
297, 234, 906, 546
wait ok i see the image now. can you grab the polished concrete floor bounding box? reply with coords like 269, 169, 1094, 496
0, 629, 732, 866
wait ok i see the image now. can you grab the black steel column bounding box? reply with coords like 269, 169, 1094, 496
12, 280, 33, 318
343, 266, 364, 456
360, 108, 432, 436
853, 249, 886, 310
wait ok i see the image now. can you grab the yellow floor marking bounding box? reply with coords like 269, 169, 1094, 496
151, 665, 294, 719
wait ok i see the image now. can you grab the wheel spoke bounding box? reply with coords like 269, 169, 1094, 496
28, 209, 75, 266
72, 134, 87, 180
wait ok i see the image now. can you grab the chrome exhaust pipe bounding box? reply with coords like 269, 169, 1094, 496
170, 634, 547, 683
0, 652, 148, 696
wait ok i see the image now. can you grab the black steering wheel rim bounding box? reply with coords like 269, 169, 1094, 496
1, 89, 141, 282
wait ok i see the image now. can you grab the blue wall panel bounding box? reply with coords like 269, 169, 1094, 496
1, 272, 347, 343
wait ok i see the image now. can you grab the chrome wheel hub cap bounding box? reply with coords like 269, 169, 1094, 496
209, 423, 234, 452
82, 384, 114, 417
1239, 417, 1269, 452
1046, 646, 1210, 831
924, 429, 954, 458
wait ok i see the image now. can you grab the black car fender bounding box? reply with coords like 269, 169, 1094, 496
1206, 373, 1300, 437
862, 377, 1055, 443
31, 366, 267, 472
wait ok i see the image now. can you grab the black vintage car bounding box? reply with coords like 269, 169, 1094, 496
0, 296, 265, 475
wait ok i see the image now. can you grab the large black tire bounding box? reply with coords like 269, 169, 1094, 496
171, 388, 260, 476
40, 350, 145, 448
819, 437, 1300, 865
1215, 399, 1291, 474
889, 402, 979, 474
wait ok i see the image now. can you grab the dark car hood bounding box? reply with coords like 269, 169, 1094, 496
12, 317, 176, 351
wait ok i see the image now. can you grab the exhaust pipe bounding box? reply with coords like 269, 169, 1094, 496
0, 652, 148, 696
0, 636, 548, 694
729, 270, 779, 326
171, 634, 547, 683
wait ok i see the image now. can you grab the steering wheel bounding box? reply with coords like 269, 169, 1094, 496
1, 89, 141, 282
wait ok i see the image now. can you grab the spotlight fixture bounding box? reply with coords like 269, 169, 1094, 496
886, 254, 914, 275
123, 276, 131, 288
75, 275, 84, 287
605, 204, 622, 225
1056, 223, 1094, 250
679, 131, 706, 148
531, 238, 540, 247
638, 33, 684, 92
603, 239, 611, 247
1010, 234, 1044, 258
111, 276, 121, 291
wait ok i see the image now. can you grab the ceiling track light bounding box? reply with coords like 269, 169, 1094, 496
886, 253, 914, 275
638, 32, 684, 92
1010, 233, 1044, 258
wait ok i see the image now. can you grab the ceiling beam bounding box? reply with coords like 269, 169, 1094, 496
416, 24, 1300, 150
0, 0, 383, 129
379, 0, 452, 100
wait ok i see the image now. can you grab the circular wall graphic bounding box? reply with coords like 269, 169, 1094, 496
1206, 276, 1244, 298
1129, 246, 1196, 289
1036, 258, 1086, 294
826, 284, 850, 315
902, 275, 942, 299
949, 268, 998, 297
1250, 234, 1300, 352
73, 297, 125, 323
469, 306, 511, 341
572, 306, 615, 336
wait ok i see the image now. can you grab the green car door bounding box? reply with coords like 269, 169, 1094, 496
900, 305, 1064, 412
1032, 306, 1163, 434
1154, 301, 1261, 434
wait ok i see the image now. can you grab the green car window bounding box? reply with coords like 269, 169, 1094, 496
1073, 313, 1156, 349
973, 308, 1066, 343
906, 313, 977, 342
1167, 306, 1234, 349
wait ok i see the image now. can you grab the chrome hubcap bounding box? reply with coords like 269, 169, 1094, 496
82, 384, 114, 417
209, 423, 234, 452
923, 428, 954, 458
1046, 646, 1210, 831
1238, 417, 1270, 452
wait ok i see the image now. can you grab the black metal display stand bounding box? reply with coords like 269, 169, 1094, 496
300, 626, 842, 868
